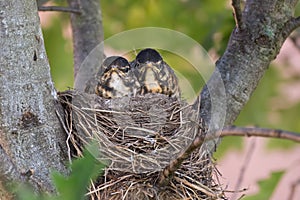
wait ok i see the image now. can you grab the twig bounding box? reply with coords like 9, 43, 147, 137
221, 126, 300, 142
157, 125, 300, 187
223, 188, 248, 193
38, 6, 81, 14
282, 16, 300, 38
288, 178, 300, 200
55, 110, 72, 164
157, 128, 206, 186
289, 32, 300, 51
231, 0, 244, 30
237, 194, 246, 200
232, 138, 256, 200
67, 0, 104, 89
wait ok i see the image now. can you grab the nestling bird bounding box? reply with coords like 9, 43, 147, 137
95, 56, 140, 98
132, 48, 180, 98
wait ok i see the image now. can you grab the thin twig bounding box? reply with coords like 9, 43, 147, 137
157, 132, 206, 186
237, 194, 246, 200
232, 138, 256, 200
38, 6, 81, 14
282, 16, 300, 38
221, 126, 300, 142
231, 0, 244, 30
289, 31, 300, 51
157, 125, 300, 186
223, 188, 248, 193
55, 109, 72, 164
288, 178, 300, 200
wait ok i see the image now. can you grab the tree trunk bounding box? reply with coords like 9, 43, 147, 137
67, 0, 104, 92
198, 0, 299, 131
0, 0, 68, 193
1, 0, 300, 196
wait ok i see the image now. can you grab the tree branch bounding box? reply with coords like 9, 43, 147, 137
282, 16, 300, 38
288, 178, 300, 200
158, 126, 207, 186
289, 35, 300, 50
67, 0, 104, 92
231, 0, 244, 30
231, 138, 256, 200
197, 0, 298, 131
158, 125, 300, 186
221, 126, 300, 142
38, 6, 81, 14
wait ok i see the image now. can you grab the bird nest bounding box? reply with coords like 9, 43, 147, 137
58, 90, 226, 200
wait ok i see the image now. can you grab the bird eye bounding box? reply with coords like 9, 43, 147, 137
133, 63, 140, 69
121, 66, 130, 73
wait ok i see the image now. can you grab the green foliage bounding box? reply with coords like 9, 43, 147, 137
14, 185, 44, 200
101, 0, 234, 52
15, 144, 105, 200
235, 68, 279, 127
267, 138, 297, 150
235, 66, 299, 150
42, 14, 73, 91
42, 1, 234, 91
295, 3, 300, 16
52, 144, 105, 200
214, 65, 300, 157
242, 171, 284, 200
213, 136, 243, 159
214, 68, 280, 158
267, 102, 300, 149
40, 0, 300, 156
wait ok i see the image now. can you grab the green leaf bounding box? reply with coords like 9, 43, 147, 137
242, 171, 284, 200
14, 185, 39, 200
52, 144, 105, 200
14, 184, 56, 200
213, 136, 243, 159
42, 16, 73, 91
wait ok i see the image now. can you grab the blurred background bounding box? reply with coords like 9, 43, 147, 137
38, 0, 300, 199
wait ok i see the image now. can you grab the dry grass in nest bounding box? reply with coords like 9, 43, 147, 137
58, 90, 226, 200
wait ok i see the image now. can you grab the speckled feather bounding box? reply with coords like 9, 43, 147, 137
132, 48, 180, 98
95, 56, 140, 98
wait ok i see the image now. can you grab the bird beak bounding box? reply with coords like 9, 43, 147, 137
146, 63, 154, 68
110, 65, 118, 71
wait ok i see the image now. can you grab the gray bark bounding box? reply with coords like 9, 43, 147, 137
67, 0, 104, 92
198, 0, 300, 131
0, 0, 68, 192
0, 0, 299, 195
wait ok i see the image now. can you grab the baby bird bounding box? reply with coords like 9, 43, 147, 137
95, 56, 140, 98
132, 48, 180, 98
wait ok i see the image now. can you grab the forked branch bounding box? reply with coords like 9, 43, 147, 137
158, 126, 300, 186
232, 0, 245, 30
282, 16, 300, 38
